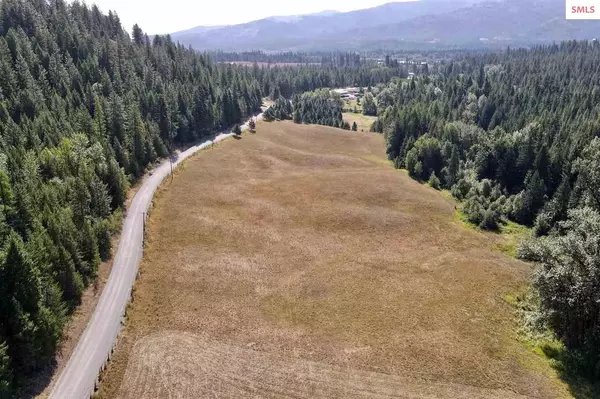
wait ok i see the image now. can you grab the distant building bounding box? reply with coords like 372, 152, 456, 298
332, 87, 360, 100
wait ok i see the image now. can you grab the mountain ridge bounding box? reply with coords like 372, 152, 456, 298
171, 0, 475, 51
170, 0, 598, 51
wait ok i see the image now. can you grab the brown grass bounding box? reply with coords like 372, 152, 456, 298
97, 121, 569, 398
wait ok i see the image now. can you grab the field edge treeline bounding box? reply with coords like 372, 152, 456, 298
370, 41, 600, 388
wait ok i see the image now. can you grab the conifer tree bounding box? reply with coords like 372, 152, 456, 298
0, 343, 12, 397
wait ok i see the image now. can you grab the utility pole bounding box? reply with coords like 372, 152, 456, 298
142, 212, 146, 247
168, 142, 175, 182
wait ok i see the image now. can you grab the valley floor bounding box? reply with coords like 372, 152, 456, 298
97, 121, 568, 398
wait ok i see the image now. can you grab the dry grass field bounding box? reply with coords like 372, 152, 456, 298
98, 121, 568, 398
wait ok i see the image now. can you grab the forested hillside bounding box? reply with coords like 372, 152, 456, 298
0, 0, 411, 394
373, 41, 600, 377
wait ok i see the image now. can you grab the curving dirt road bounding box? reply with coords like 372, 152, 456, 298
50, 114, 263, 399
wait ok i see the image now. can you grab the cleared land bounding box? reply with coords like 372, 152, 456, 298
99, 121, 567, 398
343, 112, 377, 132
342, 97, 376, 132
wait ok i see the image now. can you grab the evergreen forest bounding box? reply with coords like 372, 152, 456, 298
373, 41, 600, 379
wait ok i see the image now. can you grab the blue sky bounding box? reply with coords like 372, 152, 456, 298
77, 0, 413, 34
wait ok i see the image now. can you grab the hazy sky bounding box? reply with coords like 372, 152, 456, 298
78, 0, 413, 34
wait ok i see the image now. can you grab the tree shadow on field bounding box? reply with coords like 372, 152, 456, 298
540, 343, 600, 399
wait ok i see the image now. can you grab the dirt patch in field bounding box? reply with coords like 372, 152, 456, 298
98, 121, 568, 398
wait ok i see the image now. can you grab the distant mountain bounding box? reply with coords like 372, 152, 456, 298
171, 0, 475, 51
171, 0, 600, 51
339, 0, 599, 48
174, 25, 225, 36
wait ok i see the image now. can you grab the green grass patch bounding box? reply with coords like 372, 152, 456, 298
496, 220, 532, 257
499, 219, 531, 236
502, 293, 520, 307
446, 200, 531, 258
453, 208, 480, 231
439, 189, 453, 200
